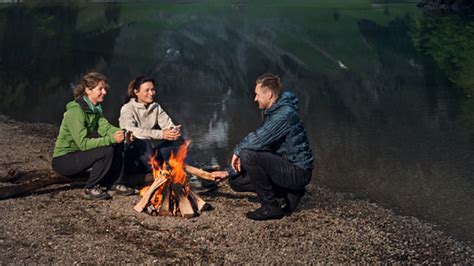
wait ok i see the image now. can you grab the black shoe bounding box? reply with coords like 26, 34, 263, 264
83, 186, 111, 200
246, 204, 285, 221
110, 184, 136, 196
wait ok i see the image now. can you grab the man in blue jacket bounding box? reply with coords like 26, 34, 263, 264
213, 73, 314, 220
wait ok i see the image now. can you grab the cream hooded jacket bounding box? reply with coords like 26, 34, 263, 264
119, 99, 176, 140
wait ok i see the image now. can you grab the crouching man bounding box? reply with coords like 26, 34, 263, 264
213, 73, 314, 220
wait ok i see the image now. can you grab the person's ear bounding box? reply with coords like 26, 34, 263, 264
268, 90, 274, 100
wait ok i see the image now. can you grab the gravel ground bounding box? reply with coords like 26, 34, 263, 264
0, 115, 472, 263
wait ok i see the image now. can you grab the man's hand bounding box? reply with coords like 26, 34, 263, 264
113, 130, 125, 143
231, 153, 241, 172
211, 171, 229, 181
162, 126, 181, 141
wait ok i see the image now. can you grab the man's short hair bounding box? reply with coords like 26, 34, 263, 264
256, 73, 282, 96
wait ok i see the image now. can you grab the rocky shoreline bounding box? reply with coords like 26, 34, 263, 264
0, 115, 472, 263
417, 0, 474, 14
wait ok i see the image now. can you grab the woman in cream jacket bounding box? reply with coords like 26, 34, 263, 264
119, 76, 182, 173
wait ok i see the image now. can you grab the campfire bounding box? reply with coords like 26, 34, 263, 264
133, 141, 209, 218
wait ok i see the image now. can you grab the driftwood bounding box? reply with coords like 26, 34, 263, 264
0, 170, 88, 200
0, 169, 156, 201
0, 164, 213, 201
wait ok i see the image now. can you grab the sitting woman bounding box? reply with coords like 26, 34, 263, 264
52, 72, 135, 200
119, 76, 183, 174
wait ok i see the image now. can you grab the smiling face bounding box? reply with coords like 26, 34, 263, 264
85, 80, 107, 105
254, 83, 273, 110
134, 81, 156, 104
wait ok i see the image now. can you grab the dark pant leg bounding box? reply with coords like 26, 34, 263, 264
103, 144, 127, 186
153, 138, 186, 163
52, 146, 114, 189
239, 149, 311, 205
125, 138, 186, 173
228, 171, 256, 192
125, 139, 155, 173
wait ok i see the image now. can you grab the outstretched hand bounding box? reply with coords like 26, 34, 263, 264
211, 171, 230, 181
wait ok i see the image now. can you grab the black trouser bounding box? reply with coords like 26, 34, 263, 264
124, 138, 189, 174
230, 149, 312, 206
52, 145, 125, 189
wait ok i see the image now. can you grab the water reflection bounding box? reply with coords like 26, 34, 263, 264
0, 2, 472, 242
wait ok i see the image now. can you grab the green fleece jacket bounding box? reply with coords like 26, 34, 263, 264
53, 97, 120, 158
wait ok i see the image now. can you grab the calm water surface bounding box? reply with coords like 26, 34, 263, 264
0, 1, 473, 242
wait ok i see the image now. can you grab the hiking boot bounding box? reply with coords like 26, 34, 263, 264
110, 184, 137, 196
83, 186, 111, 200
246, 203, 285, 221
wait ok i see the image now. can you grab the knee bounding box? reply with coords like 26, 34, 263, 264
228, 175, 255, 193
239, 149, 257, 167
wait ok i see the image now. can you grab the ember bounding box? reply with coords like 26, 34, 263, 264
133, 141, 209, 218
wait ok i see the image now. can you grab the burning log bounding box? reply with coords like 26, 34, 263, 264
189, 190, 207, 213
159, 186, 172, 215
171, 183, 195, 218
133, 175, 167, 213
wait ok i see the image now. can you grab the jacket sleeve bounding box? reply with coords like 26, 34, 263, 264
156, 104, 175, 131
97, 115, 121, 140
66, 108, 116, 151
234, 114, 291, 156
119, 105, 163, 140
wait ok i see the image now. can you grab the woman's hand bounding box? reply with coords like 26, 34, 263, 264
113, 130, 125, 143
162, 126, 181, 141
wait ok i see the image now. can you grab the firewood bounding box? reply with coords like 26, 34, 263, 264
134, 176, 167, 213
171, 183, 195, 218
184, 165, 215, 181
189, 190, 207, 213
158, 185, 171, 215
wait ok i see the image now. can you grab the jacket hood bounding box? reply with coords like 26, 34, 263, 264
66, 99, 83, 112
67, 97, 95, 113
265, 90, 299, 114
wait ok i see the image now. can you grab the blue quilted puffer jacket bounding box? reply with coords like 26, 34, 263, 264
234, 90, 314, 170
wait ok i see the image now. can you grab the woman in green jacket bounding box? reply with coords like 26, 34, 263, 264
52, 72, 134, 199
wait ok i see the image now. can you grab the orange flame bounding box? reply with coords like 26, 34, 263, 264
142, 140, 192, 210
168, 140, 190, 184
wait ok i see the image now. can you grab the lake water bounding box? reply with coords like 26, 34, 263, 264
0, 1, 473, 242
